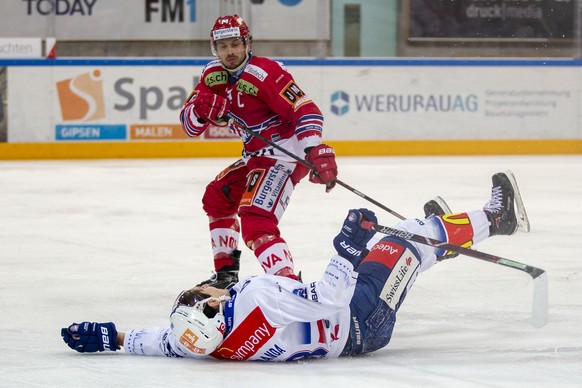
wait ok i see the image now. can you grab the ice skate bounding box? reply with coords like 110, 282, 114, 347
197, 250, 241, 289
423, 196, 458, 260
424, 196, 452, 219
483, 171, 530, 236
505, 170, 531, 232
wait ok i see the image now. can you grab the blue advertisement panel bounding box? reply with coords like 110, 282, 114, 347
55, 124, 126, 141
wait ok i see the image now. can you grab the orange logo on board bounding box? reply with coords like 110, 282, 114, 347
56, 70, 105, 122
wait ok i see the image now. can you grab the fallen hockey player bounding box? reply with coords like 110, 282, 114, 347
62, 171, 529, 361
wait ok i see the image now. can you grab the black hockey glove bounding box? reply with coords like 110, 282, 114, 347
333, 208, 377, 266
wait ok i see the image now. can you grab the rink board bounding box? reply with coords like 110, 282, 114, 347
1, 58, 581, 159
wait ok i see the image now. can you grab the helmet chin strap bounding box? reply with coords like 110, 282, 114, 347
194, 294, 231, 315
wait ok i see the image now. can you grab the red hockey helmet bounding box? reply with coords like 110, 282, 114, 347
210, 14, 252, 56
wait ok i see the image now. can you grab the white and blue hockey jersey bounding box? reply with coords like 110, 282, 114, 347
123, 256, 358, 361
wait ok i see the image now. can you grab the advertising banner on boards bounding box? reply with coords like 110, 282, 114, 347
0, 38, 43, 58
6, 62, 580, 143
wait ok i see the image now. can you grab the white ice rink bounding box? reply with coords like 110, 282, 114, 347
1, 155, 581, 387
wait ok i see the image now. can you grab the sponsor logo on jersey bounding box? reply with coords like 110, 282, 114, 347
259, 344, 287, 361
244, 64, 268, 82
239, 169, 265, 207
362, 240, 403, 268
280, 80, 312, 111
253, 163, 290, 210
236, 79, 259, 96
205, 71, 228, 87
274, 60, 287, 72
309, 282, 319, 302
211, 307, 276, 360
293, 287, 307, 299
379, 250, 420, 309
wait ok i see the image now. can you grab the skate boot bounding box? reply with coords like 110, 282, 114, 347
424, 196, 452, 220
483, 171, 530, 236
423, 196, 458, 260
196, 249, 241, 289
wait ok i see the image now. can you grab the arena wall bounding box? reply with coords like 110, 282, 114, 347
1, 58, 581, 160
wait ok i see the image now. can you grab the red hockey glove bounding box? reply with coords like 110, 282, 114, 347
188, 91, 229, 125
305, 144, 338, 193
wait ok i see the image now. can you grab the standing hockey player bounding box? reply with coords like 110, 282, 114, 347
179, 15, 337, 287
62, 171, 531, 361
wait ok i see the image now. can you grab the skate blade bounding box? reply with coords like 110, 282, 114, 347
504, 169, 531, 233
432, 196, 452, 214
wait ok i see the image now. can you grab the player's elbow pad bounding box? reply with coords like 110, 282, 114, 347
315, 256, 358, 307
180, 104, 210, 137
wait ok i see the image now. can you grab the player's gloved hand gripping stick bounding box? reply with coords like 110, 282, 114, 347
222, 116, 547, 328
221, 116, 407, 220
333, 208, 378, 266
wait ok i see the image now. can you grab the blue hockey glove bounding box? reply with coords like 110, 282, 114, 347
333, 208, 378, 265
61, 322, 118, 353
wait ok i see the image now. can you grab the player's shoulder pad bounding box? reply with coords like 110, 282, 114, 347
244, 56, 290, 84
251, 55, 287, 69
201, 59, 223, 73
200, 59, 229, 88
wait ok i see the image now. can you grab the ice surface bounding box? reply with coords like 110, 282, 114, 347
1, 155, 581, 387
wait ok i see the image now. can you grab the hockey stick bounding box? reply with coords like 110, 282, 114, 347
230, 120, 406, 220
362, 220, 548, 328
228, 118, 547, 326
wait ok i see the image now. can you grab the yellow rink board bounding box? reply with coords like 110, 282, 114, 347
0, 139, 581, 160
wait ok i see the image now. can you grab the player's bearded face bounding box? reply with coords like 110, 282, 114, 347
216, 37, 247, 69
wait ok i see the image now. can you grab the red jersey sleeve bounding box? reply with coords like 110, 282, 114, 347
254, 58, 324, 150
179, 61, 229, 137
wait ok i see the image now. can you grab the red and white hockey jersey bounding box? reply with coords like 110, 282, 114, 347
123, 256, 357, 361
180, 55, 324, 163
